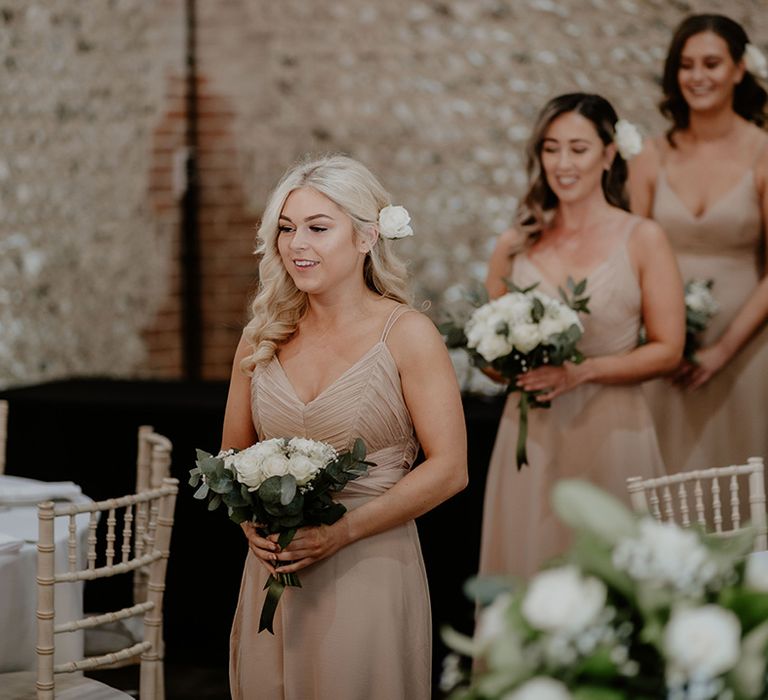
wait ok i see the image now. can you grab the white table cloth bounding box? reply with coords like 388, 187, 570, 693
0, 475, 92, 673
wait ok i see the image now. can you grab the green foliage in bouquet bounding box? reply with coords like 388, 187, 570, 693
189, 438, 373, 633
439, 277, 590, 469
189, 438, 370, 530
443, 481, 768, 700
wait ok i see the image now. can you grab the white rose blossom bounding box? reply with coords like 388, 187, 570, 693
685, 281, 718, 317
664, 605, 741, 682
744, 43, 768, 80
502, 677, 573, 700
614, 119, 643, 160
378, 205, 413, 239
522, 565, 607, 635
475, 592, 512, 651
612, 518, 718, 594
288, 454, 323, 486
744, 552, 768, 592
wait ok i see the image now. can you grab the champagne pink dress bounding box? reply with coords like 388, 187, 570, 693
479, 216, 666, 579
644, 136, 768, 471
229, 306, 431, 700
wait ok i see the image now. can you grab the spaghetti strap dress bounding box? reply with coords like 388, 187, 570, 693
479, 216, 666, 579
230, 305, 431, 700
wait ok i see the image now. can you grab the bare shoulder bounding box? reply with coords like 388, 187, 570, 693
385, 309, 447, 369
751, 125, 768, 184
630, 136, 662, 179
494, 227, 526, 254
626, 216, 673, 267
630, 216, 666, 243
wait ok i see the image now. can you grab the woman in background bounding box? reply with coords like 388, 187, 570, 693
479, 93, 683, 579
629, 14, 768, 472
221, 155, 467, 699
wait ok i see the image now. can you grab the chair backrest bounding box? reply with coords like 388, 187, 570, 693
136, 426, 172, 492
0, 399, 8, 475
134, 427, 173, 607
627, 457, 767, 552
36, 478, 179, 700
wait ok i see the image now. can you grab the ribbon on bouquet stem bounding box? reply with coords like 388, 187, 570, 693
258, 528, 302, 634
515, 391, 530, 470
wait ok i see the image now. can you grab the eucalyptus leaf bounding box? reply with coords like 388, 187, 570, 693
258, 476, 283, 504
731, 617, 768, 698
193, 482, 210, 500
207, 494, 222, 511
552, 479, 638, 546
463, 575, 517, 605
279, 475, 297, 506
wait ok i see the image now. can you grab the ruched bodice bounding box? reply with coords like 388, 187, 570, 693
479, 215, 665, 579
644, 140, 768, 473
231, 305, 432, 700
253, 341, 418, 504
653, 168, 763, 341
513, 217, 642, 357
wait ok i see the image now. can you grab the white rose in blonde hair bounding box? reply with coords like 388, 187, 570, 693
378, 205, 413, 239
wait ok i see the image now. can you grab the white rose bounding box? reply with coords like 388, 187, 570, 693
475, 332, 513, 362
522, 566, 606, 634
475, 592, 512, 651
496, 293, 533, 324
685, 281, 718, 317
502, 677, 572, 700
664, 605, 741, 680
745, 43, 768, 80
259, 453, 291, 481
538, 316, 568, 340
745, 552, 768, 592
614, 119, 643, 160
287, 437, 336, 465
612, 518, 717, 593
229, 445, 268, 489
289, 454, 323, 486
509, 322, 542, 353
378, 205, 413, 239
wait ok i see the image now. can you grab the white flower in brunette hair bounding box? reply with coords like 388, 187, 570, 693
378, 205, 414, 239
614, 119, 643, 160
744, 43, 768, 80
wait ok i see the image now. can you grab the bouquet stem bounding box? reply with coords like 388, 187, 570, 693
516, 391, 530, 470
258, 527, 302, 634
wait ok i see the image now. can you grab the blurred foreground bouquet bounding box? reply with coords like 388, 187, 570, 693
443, 480, 768, 700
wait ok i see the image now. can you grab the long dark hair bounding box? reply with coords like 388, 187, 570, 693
516, 93, 628, 241
661, 14, 768, 143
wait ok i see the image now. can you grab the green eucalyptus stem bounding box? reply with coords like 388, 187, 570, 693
257, 527, 301, 634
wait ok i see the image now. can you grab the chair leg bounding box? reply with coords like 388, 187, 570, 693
157, 660, 165, 700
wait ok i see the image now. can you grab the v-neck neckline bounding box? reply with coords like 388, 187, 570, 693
273, 341, 386, 407
659, 168, 753, 222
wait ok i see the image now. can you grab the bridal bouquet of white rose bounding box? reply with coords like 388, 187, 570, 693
189, 437, 373, 633
443, 480, 768, 700
684, 279, 719, 363
441, 278, 589, 469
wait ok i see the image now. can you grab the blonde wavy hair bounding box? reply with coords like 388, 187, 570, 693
241, 154, 412, 374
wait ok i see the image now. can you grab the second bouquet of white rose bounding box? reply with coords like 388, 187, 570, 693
189, 436, 374, 633
441, 278, 589, 469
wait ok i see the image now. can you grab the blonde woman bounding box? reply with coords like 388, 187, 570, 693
480, 93, 684, 579
630, 14, 768, 472
221, 155, 467, 700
